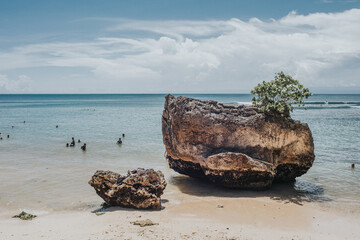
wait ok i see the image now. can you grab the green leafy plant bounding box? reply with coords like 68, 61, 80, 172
250, 72, 311, 116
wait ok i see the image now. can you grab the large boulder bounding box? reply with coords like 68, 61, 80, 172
162, 94, 315, 189
89, 168, 167, 209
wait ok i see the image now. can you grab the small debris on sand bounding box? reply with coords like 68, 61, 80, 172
95, 212, 105, 216
217, 205, 224, 208
12, 211, 37, 220
131, 219, 159, 227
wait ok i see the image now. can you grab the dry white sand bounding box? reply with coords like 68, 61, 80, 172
1, 190, 360, 240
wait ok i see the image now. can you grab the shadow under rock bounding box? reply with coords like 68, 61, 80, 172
170, 175, 331, 205
91, 201, 167, 214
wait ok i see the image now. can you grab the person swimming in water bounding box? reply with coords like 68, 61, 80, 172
122, 133, 125, 137
70, 137, 75, 147
7, 135, 10, 138
56, 125, 59, 128
66, 143, 69, 147
117, 138, 122, 144
78, 139, 81, 143
81, 143, 86, 151
351, 163, 355, 169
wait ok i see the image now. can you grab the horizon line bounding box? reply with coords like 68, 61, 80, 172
1, 93, 360, 95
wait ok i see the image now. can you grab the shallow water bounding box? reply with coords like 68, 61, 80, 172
0, 94, 359, 212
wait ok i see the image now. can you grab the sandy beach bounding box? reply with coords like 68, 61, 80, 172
1, 179, 360, 240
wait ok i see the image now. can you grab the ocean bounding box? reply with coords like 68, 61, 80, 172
0, 94, 359, 212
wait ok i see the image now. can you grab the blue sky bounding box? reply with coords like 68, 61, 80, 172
0, 0, 360, 93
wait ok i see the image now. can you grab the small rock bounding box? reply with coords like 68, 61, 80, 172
131, 219, 159, 227
217, 205, 224, 208
89, 168, 167, 209
12, 211, 37, 220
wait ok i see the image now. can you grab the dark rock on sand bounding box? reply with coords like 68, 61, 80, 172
89, 168, 167, 209
13, 211, 37, 220
162, 94, 315, 189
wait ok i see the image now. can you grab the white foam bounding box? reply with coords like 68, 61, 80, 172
237, 102, 252, 106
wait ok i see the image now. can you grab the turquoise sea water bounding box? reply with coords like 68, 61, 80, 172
0, 94, 359, 212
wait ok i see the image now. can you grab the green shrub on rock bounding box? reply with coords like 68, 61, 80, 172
250, 72, 311, 116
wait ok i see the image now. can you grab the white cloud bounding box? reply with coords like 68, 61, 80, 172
0, 74, 32, 93
0, 9, 360, 93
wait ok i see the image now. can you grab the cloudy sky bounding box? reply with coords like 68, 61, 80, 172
0, 0, 360, 93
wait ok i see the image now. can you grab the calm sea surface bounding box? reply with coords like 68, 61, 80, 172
0, 94, 359, 212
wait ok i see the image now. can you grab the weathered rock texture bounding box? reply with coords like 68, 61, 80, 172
162, 94, 315, 189
89, 168, 167, 209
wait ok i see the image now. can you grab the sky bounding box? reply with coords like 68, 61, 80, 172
0, 0, 360, 94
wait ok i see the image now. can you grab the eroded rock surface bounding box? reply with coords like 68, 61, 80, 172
162, 94, 315, 189
89, 168, 167, 209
